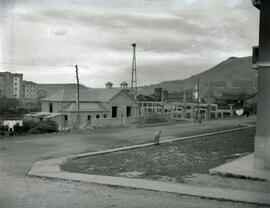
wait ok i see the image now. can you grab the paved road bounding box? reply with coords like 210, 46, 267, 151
1, 117, 264, 208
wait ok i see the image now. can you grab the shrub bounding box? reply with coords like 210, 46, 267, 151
14, 119, 58, 135
28, 120, 58, 134
14, 120, 40, 134
0, 125, 8, 136
138, 114, 168, 125
0, 125, 8, 131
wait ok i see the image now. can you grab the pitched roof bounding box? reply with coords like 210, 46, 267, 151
41, 88, 123, 102
24, 112, 63, 118
62, 103, 108, 112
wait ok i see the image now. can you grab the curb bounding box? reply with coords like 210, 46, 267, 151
69, 125, 255, 160
28, 125, 269, 206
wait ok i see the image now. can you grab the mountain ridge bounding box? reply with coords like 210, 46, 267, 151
138, 56, 256, 96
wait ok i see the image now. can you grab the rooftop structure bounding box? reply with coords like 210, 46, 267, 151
105, 81, 113, 89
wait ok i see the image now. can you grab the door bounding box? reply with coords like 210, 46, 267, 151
112, 106, 117, 118
126, 106, 131, 117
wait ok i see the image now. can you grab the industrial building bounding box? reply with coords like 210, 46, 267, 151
39, 87, 139, 128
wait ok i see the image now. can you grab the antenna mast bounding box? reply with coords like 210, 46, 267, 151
131, 43, 137, 96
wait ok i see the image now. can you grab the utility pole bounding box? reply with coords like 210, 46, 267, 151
161, 89, 164, 116
207, 81, 211, 120
182, 84, 186, 119
75, 65, 80, 127
196, 77, 200, 121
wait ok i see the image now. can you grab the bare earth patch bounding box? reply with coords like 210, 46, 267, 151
62, 128, 255, 183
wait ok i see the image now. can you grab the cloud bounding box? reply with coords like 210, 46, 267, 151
0, 0, 259, 88
53, 28, 67, 36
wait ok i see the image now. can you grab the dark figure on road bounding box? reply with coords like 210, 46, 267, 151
243, 110, 250, 118
243, 106, 250, 118
154, 130, 161, 145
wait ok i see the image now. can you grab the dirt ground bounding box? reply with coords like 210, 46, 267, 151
2, 116, 267, 208
61, 128, 255, 183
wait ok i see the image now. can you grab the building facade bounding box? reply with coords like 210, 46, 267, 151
0, 74, 4, 97
41, 88, 139, 128
0, 72, 38, 100
0, 72, 23, 99
23, 81, 38, 99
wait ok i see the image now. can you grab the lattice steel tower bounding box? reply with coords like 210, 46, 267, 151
131, 43, 137, 96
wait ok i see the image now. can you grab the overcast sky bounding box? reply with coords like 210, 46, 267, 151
0, 0, 259, 88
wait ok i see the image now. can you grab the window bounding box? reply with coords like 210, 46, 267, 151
96, 115, 100, 119
49, 103, 53, 113
112, 106, 117, 118
103, 114, 107, 118
126, 106, 131, 117
87, 115, 91, 121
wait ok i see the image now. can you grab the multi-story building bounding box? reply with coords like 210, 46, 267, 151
0, 72, 23, 99
23, 81, 38, 99
0, 74, 4, 97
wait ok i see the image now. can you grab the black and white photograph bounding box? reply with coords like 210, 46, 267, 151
0, 0, 269, 207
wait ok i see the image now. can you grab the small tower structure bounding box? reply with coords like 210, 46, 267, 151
120, 81, 128, 89
105, 81, 113, 89
131, 43, 137, 96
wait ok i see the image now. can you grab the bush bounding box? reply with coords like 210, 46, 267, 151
0, 125, 8, 131
14, 119, 58, 135
138, 114, 168, 125
14, 120, 40, 134
0, 125, 8, 136
28, 120, 58, 134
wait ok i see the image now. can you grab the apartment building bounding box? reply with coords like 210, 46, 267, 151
0, 74, 4, 97
23, 81, 38, 99
0, 72, 23, 99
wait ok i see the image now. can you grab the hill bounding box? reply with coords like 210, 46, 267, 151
37, 83, 89, 97
138, 56, 257, 96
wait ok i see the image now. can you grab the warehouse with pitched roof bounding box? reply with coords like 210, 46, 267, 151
40, 88, 139, 128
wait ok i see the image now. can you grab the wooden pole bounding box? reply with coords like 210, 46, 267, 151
196, 77, 200, 121
161, 89, 164, 116
75, 65, 80, 127
183, 84, 186, 119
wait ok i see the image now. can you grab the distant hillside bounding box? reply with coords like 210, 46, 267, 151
37, 83, 89, 97
138, 56, 257, 96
